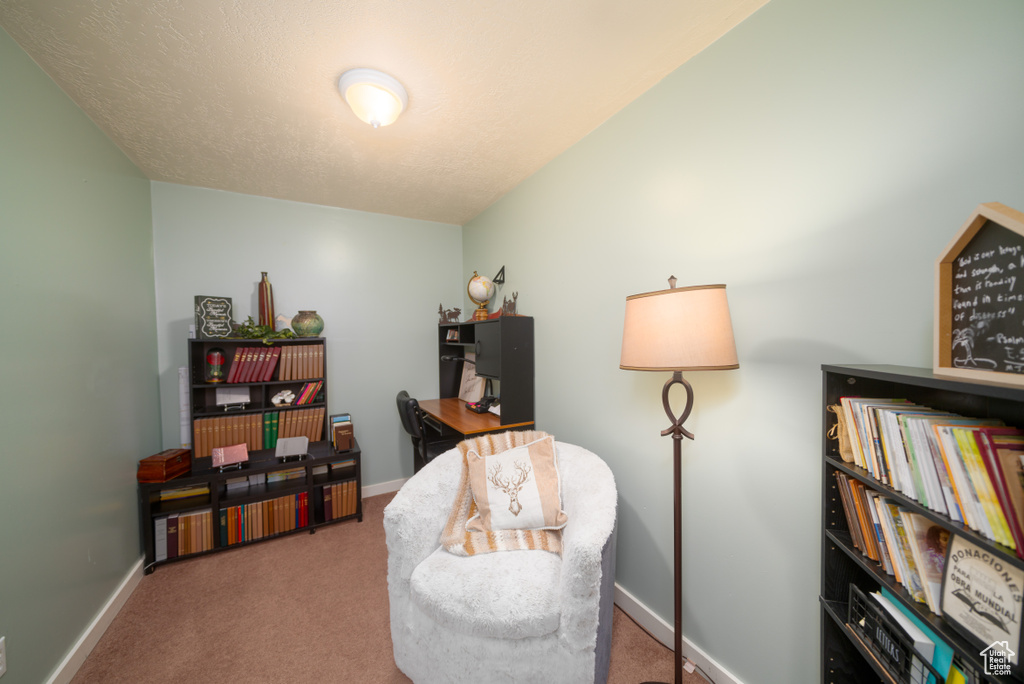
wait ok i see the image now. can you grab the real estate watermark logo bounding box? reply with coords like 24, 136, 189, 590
981, 641, 1015, 676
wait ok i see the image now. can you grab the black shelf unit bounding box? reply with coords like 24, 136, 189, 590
139, 439, 362, 573
187, 337, 329, 454
821, 364, 1024, 683
138, 336, 361, 573
438, 316, 534, 425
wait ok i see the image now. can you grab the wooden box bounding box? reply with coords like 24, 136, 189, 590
137, 448, 191, 483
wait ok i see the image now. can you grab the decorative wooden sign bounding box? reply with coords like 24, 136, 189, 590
935, 202, 1024, 387
194, 296, 233, 339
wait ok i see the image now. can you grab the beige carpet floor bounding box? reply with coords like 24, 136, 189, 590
71, 492, 702, 683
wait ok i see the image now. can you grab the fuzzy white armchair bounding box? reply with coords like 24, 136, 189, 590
384, 440, 617, 684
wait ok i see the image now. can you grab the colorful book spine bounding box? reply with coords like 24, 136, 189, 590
219, 493, 308, 546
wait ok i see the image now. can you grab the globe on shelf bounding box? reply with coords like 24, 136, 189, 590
467, 271, 496, 320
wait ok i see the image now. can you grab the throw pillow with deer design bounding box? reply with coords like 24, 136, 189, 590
465, 435, 568, 532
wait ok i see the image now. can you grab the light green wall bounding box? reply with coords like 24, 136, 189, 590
0, 27, 160, 684
151, 183, 463, 486
463, 0, 1024, 681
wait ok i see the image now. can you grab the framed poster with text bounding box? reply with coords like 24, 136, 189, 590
940, 533, 1023, 667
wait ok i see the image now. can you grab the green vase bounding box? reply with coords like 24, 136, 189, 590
292, 310, 324, 337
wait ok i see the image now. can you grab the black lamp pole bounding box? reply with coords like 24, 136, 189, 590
643, 370, 694, 684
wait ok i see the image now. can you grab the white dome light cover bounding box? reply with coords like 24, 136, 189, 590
338, 68, 408, 128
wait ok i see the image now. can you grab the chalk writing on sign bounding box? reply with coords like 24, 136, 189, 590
951, 221, 1024, 374
194, 296, 233, 339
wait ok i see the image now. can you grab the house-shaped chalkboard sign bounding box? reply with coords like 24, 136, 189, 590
935, 202, 1024, 387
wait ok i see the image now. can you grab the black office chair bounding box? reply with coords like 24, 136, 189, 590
396, 390, 461, 473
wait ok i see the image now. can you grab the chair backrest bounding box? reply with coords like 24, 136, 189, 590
396, 390, 423, 439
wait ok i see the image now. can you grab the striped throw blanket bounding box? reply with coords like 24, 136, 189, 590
440, 430, 562, 556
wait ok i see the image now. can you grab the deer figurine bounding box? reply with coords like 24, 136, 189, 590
438, 304, 463, 323
487, 460, 532, 516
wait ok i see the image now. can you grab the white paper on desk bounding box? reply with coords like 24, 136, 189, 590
488, 404, 500, 416
458, 352, 485, 402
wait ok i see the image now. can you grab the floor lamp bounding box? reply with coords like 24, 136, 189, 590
620, 279, 738, 684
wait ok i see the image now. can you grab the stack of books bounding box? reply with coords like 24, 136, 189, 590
158, 484, 209, 501
331, 413, 354, 451
266, 467, 304, 484
330, 457, 356, 472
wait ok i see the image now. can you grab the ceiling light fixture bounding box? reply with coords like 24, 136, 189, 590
338, 68, 408, 129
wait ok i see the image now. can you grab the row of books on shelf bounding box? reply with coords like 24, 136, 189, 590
153, 482, 358, 560
153, 510, 214, 561
223, 344, 323, 384
324, 480, 358, 521
192, 407, 326, 458
293, 380, 323, 405
221, 492, 308, 546
837, 396, 1024, 556
835, 471, 947, 616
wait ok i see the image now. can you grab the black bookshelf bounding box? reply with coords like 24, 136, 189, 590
821, 364, 1024, 683
137, 336, 361, 573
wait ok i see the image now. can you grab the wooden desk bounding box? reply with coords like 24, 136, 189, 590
418, 398, 535, 437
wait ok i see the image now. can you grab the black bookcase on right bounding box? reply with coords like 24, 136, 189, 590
821, 364, 1024, 683
438, 316, 534, 425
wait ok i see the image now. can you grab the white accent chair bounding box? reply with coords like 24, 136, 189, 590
384, 441, 617, 684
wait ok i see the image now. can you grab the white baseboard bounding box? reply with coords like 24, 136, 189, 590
362, 477, 407, 498
613, 583, 744, 684
46, 556, 144, 684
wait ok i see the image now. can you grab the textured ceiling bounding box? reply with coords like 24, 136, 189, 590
1, 0, 767, 225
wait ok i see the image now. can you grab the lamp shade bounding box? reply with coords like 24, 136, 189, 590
620, 283, 738, 372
